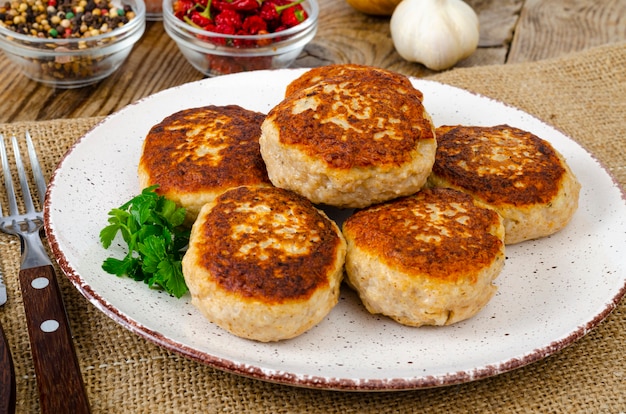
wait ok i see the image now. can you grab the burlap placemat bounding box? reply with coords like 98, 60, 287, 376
1, 42, 625, 413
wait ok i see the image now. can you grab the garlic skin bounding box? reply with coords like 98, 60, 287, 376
390, 0, 480, 71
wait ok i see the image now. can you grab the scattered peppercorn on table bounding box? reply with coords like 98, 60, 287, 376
0, 0, 624, 412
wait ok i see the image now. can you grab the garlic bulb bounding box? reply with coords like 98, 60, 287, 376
390, 0, 480, 71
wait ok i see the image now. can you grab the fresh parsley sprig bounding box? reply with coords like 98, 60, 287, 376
99, 185, 190, 298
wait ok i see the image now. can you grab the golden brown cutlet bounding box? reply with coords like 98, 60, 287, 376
342, 187, 505, 326
138, 105, 272, 222
182, 185, 346, 342
429, 124, 581, 244
260, 65, 436, 208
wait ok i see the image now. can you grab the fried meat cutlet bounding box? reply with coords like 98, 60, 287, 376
138, 105, 272, 223
182, 186, 347, 342
342, 187, 505, 327
428, 124, 581, 244
260, 66, 436, 209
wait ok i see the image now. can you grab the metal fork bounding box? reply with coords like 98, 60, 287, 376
0, 132, 90, 414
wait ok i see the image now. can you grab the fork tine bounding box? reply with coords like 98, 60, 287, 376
0, 135, 19, 217
11, 135, 36, 214
26, 131, 47, 207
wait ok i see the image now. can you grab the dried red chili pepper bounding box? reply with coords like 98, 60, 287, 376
280, 4, 306, 27
231, 0, 259, 11
191, 10, 211, 26
242, 15, 268, 35
254, 29, 273, 46
214, 9, 243, 30
213, 0, 256, 11
259, 1, 279, 21
215, 23, 237, 34
211, 0, 230, 11
174, 0, 195, 19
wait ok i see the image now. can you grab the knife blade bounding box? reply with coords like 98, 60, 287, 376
0, 270, 6, 306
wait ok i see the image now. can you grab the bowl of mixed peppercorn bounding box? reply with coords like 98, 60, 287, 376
0, 0, 145, 88
163, 0, 318, 76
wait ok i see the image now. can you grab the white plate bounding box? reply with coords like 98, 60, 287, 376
44, 69, 626, 391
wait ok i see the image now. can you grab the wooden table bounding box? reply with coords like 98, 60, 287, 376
0, 0, 623, 123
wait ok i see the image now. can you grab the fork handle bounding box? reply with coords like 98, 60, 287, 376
0, 320, 16, 414
19, 265, 90, 414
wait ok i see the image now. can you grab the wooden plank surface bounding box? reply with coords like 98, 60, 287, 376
509, 0, 626, 63
296, 0, 523, 74
0, 0, 622, 123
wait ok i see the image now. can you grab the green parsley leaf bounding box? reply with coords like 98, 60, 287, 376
99, 185, 190, 298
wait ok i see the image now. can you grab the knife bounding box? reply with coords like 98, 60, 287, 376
0, 269, 17, 414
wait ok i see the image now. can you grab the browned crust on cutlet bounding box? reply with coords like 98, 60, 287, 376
269, 75, 433, 170
285, 64, 419, 98
432, 125, 566, 206
196, 186, 343, 304
139, 105, 270, 196
342, 188, 504, 283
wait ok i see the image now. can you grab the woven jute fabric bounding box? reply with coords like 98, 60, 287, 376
1, 42, 625, 413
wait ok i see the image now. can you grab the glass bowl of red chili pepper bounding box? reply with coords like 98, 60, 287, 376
0, 0, 146, 88
163, 0, 318, 76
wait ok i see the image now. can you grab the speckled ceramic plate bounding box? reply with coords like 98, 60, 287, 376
44, 69, 626, 391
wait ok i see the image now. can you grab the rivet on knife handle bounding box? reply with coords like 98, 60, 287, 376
19, 264, 90, 414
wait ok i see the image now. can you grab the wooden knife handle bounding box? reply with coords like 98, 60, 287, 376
0, 320, 16, 414
19, 265, 90, 414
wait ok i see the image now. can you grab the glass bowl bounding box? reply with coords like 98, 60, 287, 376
0, 0, 146, 89
162, 0, 318, 76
